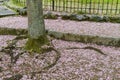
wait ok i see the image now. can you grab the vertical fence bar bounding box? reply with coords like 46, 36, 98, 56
63, 0, 65, 11
73, 0, 75, 12
89, 0, 92, 14
58, 0, 60, 11
106, 0, 109, 14
66, 0, 68, 12
52, 0, 54, 11
119, 1, 120, 14
97, 0, 100, 14
70, 0, 72, 12
81, 0, 83, 12
110, 0, 114, 14
14, 0, 120, 15
115, 0, 119, 14
55, 0, 57, 11
85, 0, 88, 13
93, 0, 95, 14
102, 0, 105, 14
45, 0, 47, 10
77, 0, 79, 12
64, 0, 66, 12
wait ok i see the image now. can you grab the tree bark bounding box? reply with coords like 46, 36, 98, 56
25, 0, 49, 53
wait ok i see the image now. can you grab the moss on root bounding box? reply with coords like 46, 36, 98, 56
25, 36, 50, 53
0, 27, 27, 35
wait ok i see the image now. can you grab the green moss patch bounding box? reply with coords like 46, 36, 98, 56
0, 27, 27, 35
1, 27, 120, 47
44, 11, 58, 19
25, 36, 50, 53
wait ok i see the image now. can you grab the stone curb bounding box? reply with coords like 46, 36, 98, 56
0, 12, 16, 17
4, 1, 120, 23
0, 5, 17, 17
0, 27, 27, 35
0, 27, 120, 47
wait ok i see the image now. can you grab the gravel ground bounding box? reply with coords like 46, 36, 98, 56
0, 16, 120, 38
0, 16, 120, 79
0, 35, 120, 80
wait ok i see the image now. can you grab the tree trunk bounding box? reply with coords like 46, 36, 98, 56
25, 0, 49, 53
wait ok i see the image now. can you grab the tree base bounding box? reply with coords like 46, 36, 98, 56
25, 36, 50, 53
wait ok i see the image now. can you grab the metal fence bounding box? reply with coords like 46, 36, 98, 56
12, 0, 120, 15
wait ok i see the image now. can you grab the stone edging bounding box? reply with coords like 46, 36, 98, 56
4, 1, 120, 23
61, 14, 120, 23
0, 27, 120, 47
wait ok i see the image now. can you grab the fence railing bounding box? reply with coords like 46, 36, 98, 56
12, 0, 120, 15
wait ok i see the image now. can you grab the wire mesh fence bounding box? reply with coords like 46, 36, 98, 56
12, 0, 120, 15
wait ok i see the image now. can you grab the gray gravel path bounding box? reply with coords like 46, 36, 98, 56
0, 35, 120, 80
0, 16, 120, 79
0, 5, 16, 17
0, 16, 120, 38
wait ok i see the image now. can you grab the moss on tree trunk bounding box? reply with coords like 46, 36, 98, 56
25, 35, 49, 53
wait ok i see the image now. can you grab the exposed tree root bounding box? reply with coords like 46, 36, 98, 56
0, 35, 27, 64
0, 35, 61, 79
61, 46, 107, 56
3, 74, 23, 80
30, 47, 61, 79
30, 38, 107, 78
0, 35, 107, 79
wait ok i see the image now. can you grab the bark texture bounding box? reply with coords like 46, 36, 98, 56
25, 0, 49, 52
27, 0, 45, 38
